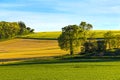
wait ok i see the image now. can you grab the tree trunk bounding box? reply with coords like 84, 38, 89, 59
70, 39, 74, 55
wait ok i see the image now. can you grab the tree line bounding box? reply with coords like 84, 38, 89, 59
0, 21, 34, 39
58, 21, 120, 56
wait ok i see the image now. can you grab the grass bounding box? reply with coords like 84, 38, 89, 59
1, 58, 120, 80
18, 31, 61, 39
18, 30, 120, 39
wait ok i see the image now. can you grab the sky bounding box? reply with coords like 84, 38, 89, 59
0, 0, 120, 32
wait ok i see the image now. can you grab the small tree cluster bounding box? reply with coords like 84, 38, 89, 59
18, 21, 34, 35
0, 21, 34, 39
104, 31, 120, 49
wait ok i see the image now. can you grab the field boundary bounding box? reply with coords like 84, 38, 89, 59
17, 37, 58, 40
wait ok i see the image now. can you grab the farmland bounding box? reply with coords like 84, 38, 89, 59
19, 30, 120, 39
1, 30, 120, 80
0, 39, 67, 59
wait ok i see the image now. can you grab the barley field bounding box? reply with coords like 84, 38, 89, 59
0, 39, 67, 59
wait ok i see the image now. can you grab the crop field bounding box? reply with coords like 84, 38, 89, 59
0, 39, 67, 59
19, 30, 120, 39
1, 59, 120, 80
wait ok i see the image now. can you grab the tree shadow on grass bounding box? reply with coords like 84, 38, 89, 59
1, 56, 120, 66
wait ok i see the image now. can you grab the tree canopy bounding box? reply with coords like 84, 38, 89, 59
58, 25, 82, 55
79, 21, 93, 42
0, 21, 34, 39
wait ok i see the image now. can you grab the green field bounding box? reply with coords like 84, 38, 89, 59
1, 58, 120, 80
19, 31, 61, 39
19, 30, 120, 39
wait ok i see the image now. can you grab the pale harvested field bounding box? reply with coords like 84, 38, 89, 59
0, 39, 68, 59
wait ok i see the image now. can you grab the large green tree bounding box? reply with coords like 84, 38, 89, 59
58, 25, 82, 55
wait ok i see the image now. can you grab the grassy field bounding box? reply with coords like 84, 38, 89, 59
0, 39, 67, 59
19, 31, 61, 39
1, 58, 120, 80
19, 30, 120, 39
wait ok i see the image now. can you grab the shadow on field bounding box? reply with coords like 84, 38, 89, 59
1, 55, 120, 66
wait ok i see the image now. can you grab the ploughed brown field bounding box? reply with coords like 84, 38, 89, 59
0, 39, 68, 59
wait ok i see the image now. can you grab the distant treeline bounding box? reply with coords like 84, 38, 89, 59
0, 21, 34, 39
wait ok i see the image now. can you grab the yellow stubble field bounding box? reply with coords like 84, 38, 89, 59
0, 39, 68, 59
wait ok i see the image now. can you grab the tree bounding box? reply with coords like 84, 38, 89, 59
104, 31, 114, 49
26, 27, 31, 31
27, 27, 34, 33
78, 21, 93, 53
0, 21, 20, 39
58, 25, 82, 55
97, 40, 106, 52
84, 41, 97, 53
18, 21, 34, 35
18, 21, 26, 29
30, 29, 34, 33
18, 21, 27, 35
0, 21, 34, 39
114, 35, 120, 48
79, 21, 93, 42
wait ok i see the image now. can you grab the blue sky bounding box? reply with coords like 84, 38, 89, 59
0, 0, 120, 31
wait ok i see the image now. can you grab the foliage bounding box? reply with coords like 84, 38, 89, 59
114, 34, 120, 48
104, 31, 120, 50
0, 21, 34, 40
104, 31, 114, 49
0, 21, 20, 39
58, 25, 82, 55
79, 21, 93, 42
18, 21, 34, 35
97, 40, 106, 52
84, 41, 97, 53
